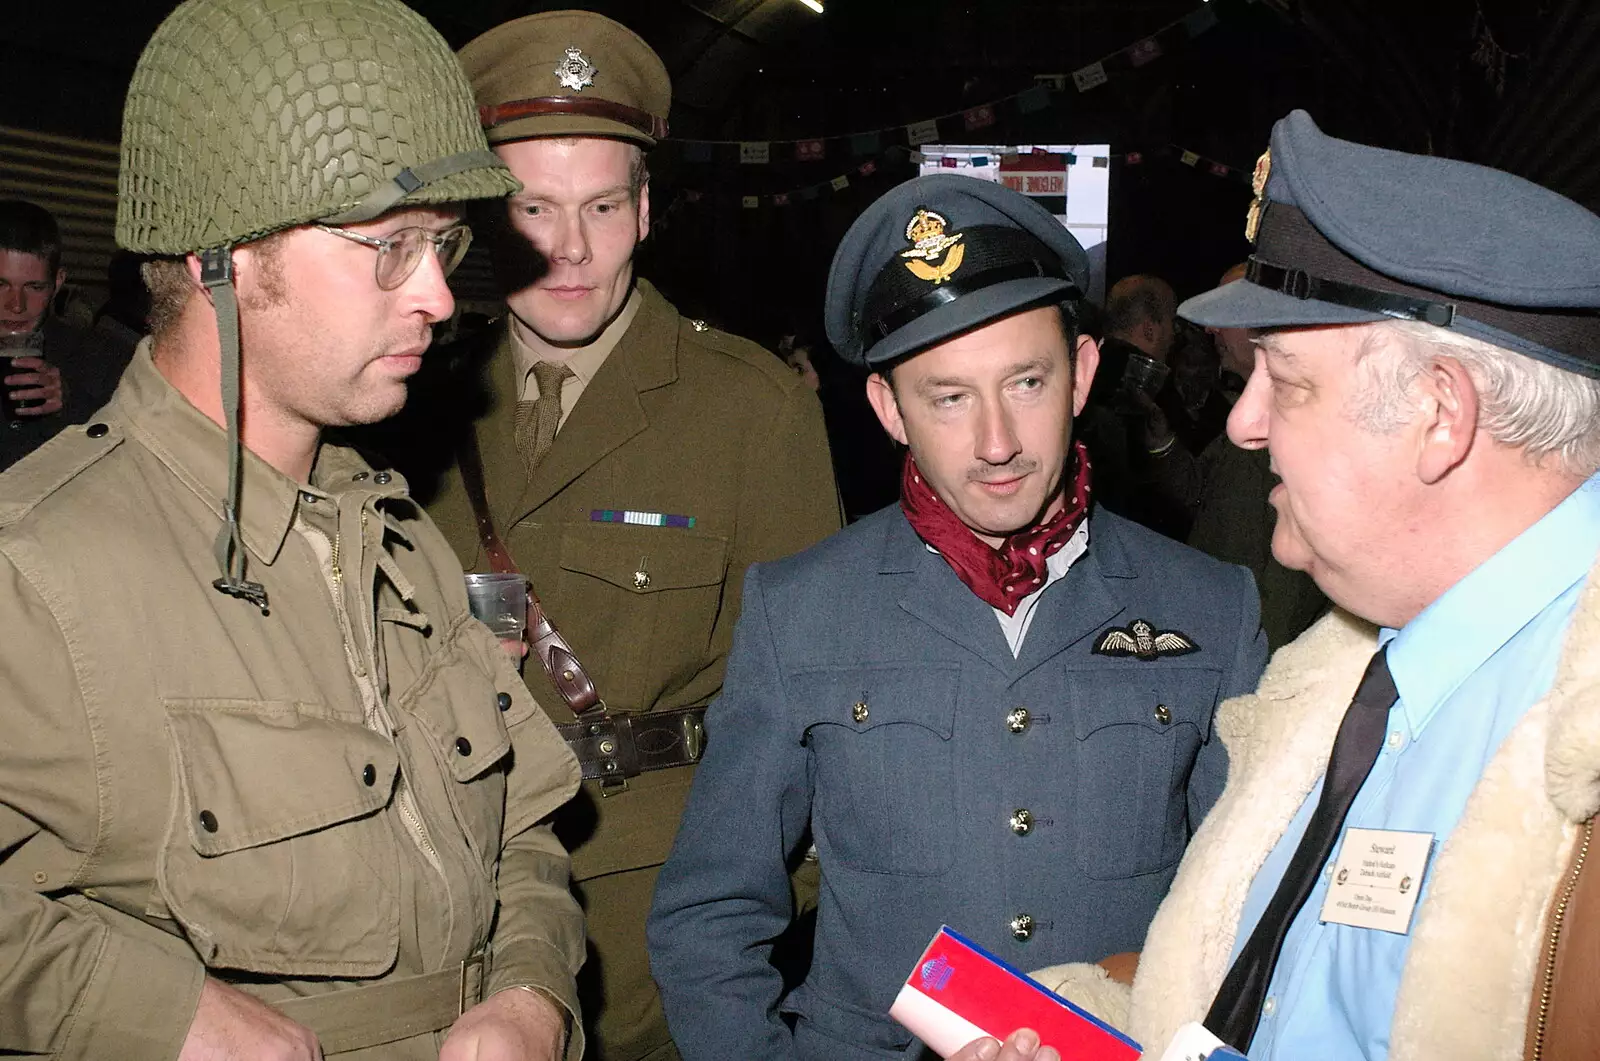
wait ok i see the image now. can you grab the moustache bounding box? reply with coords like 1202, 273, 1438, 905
966, 458, 1038, 483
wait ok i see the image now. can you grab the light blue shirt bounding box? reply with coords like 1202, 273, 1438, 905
1228, 474, 1600, 1061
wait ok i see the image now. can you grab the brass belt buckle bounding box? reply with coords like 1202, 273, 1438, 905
459, 950, 487, 1017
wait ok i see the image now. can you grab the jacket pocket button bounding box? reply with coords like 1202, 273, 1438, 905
1154, 704, 1172, 725
455, 737, 473, 757
199, 810, 218, 833
362, 763, 377, 786
497, 692, 512, 712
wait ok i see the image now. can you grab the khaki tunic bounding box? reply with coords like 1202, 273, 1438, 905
0, 348, 586, 1060
405, 279, 841, 1060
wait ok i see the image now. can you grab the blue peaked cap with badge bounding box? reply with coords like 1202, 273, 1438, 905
825, 173, 1090, 368
1180, 109, 1600, 378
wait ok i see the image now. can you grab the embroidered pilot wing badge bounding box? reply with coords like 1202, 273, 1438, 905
900, 208, 966, 285
1093, 618, 1200, 662
1244, 147, 1271, 244
555, 46, 597, 92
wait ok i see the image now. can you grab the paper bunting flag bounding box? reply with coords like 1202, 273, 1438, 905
795, 139, 826, 162
858, 160, 878, 176
1184, 6, 1220, 36
1016, 84, 1052, 113
1128, 37, 1163, 67
906, 119, 941, 146
739, 142, 770, 165
1072, 62, 1109, 93
964, 104, 996, 131
1180, 150, 1200, 166
741, 195, 759, 209
830, 174, 851, 191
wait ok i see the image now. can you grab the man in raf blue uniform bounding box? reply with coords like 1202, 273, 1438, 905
646, 174, 1269, 1060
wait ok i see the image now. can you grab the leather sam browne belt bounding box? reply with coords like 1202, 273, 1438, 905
274, 953, 485, 1053
457, 430, 707, 785
557, 706, 707, 783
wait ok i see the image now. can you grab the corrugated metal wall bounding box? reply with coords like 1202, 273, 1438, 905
0, 125, 120, 320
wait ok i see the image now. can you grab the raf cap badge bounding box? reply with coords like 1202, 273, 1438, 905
1093, 618, 1199, 662
1244, 148, 1271, 244
900, 208, 966, 285
555, 46, 598, 92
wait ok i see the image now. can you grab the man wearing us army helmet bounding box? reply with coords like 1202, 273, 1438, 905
0, 1, 590, 1059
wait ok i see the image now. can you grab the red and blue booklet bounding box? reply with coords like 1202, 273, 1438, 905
889, 926, 1144, 1060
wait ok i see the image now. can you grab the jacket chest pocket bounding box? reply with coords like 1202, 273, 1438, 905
797, 665, 959, 877
551, 523, 728, 706
397, 617, 519, 875
158, 699, 402, 977
1066, 666, 1221, 879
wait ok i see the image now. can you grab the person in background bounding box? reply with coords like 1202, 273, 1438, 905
1186, 263, 1328, 650
94, 248, 152, 347
0, 200, 133, 471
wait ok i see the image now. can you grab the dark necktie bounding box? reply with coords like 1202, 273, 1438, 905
513, 360, 575, 477
1204, 646, 1399, 1052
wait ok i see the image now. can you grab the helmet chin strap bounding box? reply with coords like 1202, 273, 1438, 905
199, 246, 270, 613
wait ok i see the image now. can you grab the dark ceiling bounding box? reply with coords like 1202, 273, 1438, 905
8, 0, 1593, 182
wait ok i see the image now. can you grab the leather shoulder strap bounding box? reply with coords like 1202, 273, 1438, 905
457, 430, 605, 719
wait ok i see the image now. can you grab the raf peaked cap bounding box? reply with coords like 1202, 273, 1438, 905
460, 11, 671, 147
825, 173, 1090, 368
1180, 109, 1600, 378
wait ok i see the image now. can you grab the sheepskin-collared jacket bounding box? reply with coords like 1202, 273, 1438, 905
1037, 579, 1600, 1061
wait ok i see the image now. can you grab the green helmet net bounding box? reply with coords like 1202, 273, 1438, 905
117, 0, 519, 610
118, 0, 517, 251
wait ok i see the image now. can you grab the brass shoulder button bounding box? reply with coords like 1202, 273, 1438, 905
689, 319, 710, 332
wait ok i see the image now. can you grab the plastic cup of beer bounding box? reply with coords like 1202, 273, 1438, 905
464, 572, 527, 640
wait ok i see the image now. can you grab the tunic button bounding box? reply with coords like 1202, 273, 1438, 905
362, 763, 377, 786
86, 423, 109, 438
497, 691, 512, 712
852, 701, 870, 724
373, 471, 392, 485
1010, 914, 1035, 941
455, 737, 473, 757
1006, 707, 1031, 734
352, 471, 369, 481
1009, 809, 1034, 836
300, 491, 318, 504
199, 810, 219, 833
632, 570, 651, 590
1154, 704, 1172, 725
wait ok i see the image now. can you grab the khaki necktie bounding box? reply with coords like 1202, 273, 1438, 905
514, 360, 575, 476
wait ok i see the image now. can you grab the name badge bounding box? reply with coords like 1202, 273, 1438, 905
1319, 827, 1435, 934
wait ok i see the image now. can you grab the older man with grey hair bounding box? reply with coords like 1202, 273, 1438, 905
955, 109, 1600, 1061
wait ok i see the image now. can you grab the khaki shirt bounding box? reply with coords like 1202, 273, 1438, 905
0, 347, 585, 1060
511, 286, 642, 428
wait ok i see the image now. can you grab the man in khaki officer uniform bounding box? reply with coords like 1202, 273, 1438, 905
385, 12, 840, 1060
0, 1, 588, 1058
